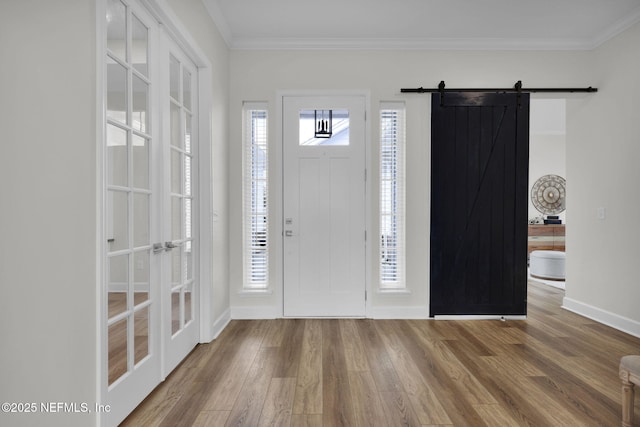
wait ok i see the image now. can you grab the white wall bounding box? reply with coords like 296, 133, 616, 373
0, 1, 97, 426
228, 49, 593, 317
564, 22, 640, 336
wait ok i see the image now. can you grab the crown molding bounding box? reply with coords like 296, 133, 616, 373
201, 0, 233, 47
590, 5, 640, 49
201, 1, 640, 51
229, 36, 594, 51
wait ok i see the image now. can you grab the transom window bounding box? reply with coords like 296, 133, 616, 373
299, 109, 350, 146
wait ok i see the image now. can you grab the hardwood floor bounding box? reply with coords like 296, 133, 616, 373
121, 281, 640, 426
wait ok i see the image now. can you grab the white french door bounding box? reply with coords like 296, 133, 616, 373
282, 95, 367, 317
103, 1, 160, 424
102, 1, 199, 425
162, 38, 199, 374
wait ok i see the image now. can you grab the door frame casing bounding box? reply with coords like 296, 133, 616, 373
275, 90, 372, 318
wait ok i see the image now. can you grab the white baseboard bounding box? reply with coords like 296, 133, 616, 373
229, 306, 431, 319
208, 308, 231, 341
368, 306, 430, 319
562, 297, 640, 339
231, 306, 279, 319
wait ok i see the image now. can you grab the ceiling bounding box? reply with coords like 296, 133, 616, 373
202, 0, 640, 50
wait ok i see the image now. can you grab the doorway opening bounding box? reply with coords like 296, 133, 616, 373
527, 98, 567, 289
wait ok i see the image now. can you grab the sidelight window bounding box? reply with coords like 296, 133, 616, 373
379, 103, 406, 290
242, 103, 269, 290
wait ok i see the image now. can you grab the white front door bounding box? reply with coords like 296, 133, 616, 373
283, 95, 367, 317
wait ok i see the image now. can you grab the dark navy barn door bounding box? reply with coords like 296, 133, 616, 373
430, 92, 529, 316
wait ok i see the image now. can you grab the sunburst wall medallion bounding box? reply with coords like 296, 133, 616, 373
531, 174, 566, 215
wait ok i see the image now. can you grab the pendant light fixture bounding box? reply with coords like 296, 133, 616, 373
314, 109, 332, 138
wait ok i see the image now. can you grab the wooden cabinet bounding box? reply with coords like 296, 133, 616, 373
528, 224, 565, 254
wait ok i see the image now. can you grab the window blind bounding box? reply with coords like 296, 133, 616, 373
380, 103, 406, 289
243, 103, 269, 289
